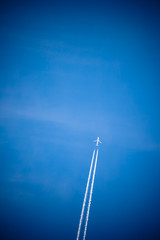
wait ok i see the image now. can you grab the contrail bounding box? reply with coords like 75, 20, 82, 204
76, 149, 95, 240
83, 149, 99, 240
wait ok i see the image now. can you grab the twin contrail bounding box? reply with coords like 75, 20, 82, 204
76, 149, 95, 240
76, 137, 101, 240
83, 149, 99, 240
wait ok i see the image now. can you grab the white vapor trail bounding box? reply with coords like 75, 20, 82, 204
76, 149, 95, 240
83, 149, 99, 240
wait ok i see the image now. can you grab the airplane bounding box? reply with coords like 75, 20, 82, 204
93, 137, 102, 146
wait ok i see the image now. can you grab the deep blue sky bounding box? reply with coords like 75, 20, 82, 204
0, 0, 160, 239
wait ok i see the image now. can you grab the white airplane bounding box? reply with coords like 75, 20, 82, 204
93, 137, 102, 146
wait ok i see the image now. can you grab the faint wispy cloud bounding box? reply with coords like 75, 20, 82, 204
1, 101, 159, 151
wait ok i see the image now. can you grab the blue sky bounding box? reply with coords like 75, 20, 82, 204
0, 1, 160, 239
